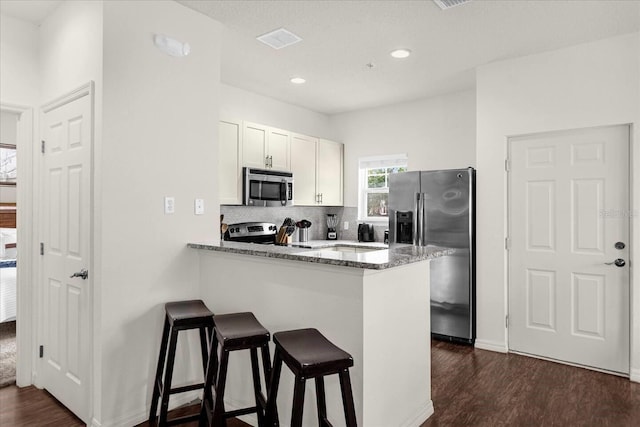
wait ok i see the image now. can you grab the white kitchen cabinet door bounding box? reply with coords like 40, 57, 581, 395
243, 122, 268, 169
219, 119, 242, 204
267, 127, 291, 171
317, 139, 343, 206
290, 133, 318, 205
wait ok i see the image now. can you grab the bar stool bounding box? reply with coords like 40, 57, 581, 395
200, 312, 273, 427
149, 300, 214, 426
266, 328, 357, 427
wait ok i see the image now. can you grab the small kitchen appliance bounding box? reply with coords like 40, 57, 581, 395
326, 214, 338, 240
243, 167, 294, 207
357, 223, 375, 242
223, 222, 277, 244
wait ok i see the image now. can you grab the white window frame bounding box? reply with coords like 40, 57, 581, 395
358, 154, 408, 222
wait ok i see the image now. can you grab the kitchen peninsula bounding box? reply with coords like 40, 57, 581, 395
188, 241, 451, 427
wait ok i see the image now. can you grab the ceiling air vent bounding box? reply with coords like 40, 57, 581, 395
256, 27, 302, 50
433, 0, 472, 10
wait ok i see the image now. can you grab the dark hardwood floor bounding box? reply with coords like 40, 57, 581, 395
2, 341, 638, 426
421, 340, 640, 426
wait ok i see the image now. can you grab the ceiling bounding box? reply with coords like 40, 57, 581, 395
2, 1, 639, 115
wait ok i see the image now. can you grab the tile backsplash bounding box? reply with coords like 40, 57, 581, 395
220, 205, 390, 243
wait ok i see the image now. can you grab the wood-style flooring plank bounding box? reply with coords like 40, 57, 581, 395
421, 340, 640, 426
2, 341, 639, 426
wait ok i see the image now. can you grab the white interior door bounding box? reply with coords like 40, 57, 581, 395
508, 125, 630, 375
40, 86, 93, 422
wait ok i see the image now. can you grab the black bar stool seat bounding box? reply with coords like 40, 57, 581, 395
267, 328, 357, 427
149, 300, 214, 426
200, 312, 273, 427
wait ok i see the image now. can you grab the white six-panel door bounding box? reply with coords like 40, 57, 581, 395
508, 125, 630, 374
40, 87, 92, 422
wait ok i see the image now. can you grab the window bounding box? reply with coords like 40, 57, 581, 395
358, 154, 408, 221
0, 144, 17, 186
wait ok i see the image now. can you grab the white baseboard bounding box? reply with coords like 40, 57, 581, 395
401, 399, 434, 427
94, 390, 199, 427
630, 367, 640, 383
475, 338, 508, 353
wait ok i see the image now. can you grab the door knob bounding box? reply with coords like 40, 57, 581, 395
70, 268, 89, 280
604, 259, 625, 267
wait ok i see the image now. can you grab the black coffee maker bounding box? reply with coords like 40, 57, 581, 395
357, 223, 374, 242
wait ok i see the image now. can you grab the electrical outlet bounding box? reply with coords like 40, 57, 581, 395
194, 198, 204, 215
344, 221, 349, 230
164, 197, 175, 214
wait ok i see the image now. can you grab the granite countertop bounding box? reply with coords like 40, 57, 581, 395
187, 239, 453, 270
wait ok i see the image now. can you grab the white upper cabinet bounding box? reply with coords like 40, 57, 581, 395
219, 119, 243, 205
242, 122, 290, 171
290, 134, 344, 206
317, 139, 343, 206
290, 133, 319, 205
220, 120, 342, 206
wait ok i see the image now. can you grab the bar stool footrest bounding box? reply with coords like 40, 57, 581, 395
169, 382, 205, 395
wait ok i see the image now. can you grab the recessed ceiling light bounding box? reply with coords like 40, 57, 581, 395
290, 77, 306, 84
390, 49, 412, 59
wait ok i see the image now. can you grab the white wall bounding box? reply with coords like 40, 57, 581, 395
0, 14, 40, 106
220, 83, 333, 139
99, 1, 221, 425
475, 32, 640, 379
330, 90, 476, 207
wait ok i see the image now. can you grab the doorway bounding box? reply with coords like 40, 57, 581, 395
507, 125, 630, 375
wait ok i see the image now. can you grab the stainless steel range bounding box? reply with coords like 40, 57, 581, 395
223, 222, 278, 244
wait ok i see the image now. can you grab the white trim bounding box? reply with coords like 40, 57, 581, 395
399, 399, 434, 427
1, 102, 35, 387
91, 391, 199, 427
510, 350, 629, 378
630, 368, 640, 383
41, 82, 93, 113
475, 338, 508, 353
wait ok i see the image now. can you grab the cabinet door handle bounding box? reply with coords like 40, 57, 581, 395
265, 156, 269, 168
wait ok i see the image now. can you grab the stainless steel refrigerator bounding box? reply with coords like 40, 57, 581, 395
389, 168, 475, 344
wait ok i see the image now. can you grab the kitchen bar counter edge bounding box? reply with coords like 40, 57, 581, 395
187, 240, 453, 270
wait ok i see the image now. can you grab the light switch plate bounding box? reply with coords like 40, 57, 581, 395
164, 197, 175, 214
344, 221, 349, 230
194, 198, 204, 215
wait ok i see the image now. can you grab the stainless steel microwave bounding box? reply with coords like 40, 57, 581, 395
243, 167, 294, 207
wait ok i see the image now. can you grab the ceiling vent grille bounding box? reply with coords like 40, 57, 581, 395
256, 27, 302, 50
433, 0, 472, 10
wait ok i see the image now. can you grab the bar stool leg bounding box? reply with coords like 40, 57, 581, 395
212, 348, 230, 427
199, 327, 210, 375
250, 348, 266, 427
159, 327, 179, 426
266, 350, 283, 426
290, 376, 306, 427
149, 317, 171, 424
338, 369, 357, 427
314, 377, 328, 426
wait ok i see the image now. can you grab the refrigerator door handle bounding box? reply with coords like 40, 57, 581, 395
416, 192, 426, 246
414, 193, 420, 246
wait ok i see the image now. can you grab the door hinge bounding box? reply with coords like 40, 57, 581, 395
41, 140, 45, 154
505, 237, 511, 250
504, 158, 510, 172
40, 242, 44, 255
39, 345, 43, 358
505, 315, 509, 328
